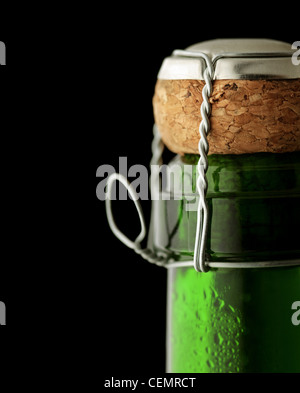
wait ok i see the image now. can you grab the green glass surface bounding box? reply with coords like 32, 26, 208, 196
167, 266, 300, 373
152, 152, 300, 373
155, 152, 300, 262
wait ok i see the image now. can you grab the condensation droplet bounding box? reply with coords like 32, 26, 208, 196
207, 359, 215, 368
214, 298, 225, 310
214, 332, 224, 345
212, 288, 218, 298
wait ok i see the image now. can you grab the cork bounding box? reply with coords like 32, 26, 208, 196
153, 79, 300, 155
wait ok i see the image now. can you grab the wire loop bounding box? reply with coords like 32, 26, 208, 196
105, 173, 147, 250
105, 49, 216, 273
105, 127, 169, 268
104, 51, 300, 272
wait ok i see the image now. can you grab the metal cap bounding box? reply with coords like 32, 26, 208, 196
158, 39, 299, 80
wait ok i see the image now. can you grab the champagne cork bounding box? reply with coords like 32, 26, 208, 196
153, 39, 300, 155
153, 78, 300, 155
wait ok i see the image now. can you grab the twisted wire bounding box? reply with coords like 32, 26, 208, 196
150, 125, 164, 199
105, 50, 299, 272
194, 58, 214, 272
105, 53, 215, 273
134, 244, 167, 267
151, 125, 164, 167
133, 125, 169, 267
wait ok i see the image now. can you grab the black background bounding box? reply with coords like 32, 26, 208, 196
0, 28, 8, 327
96, 7, 299, 374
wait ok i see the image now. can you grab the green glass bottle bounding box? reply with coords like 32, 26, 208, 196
153, 152, 300, 373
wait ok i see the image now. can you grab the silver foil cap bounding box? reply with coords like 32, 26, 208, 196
157, 39, 300, 80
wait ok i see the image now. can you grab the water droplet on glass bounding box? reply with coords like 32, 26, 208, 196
214, 332, 224, 345
212, 288, 218, 298
214, 298, 225, 310
207, 360, 215, 368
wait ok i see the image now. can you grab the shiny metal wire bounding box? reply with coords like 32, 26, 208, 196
105, 50, 300, 272
194, 56, 214, 273
165, 259, 300, 269
167, 50, 215, 272
104, 136, 300, 270
105, 126, 170, 268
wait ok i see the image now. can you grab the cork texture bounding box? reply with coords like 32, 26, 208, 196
153, 79, 300, 155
